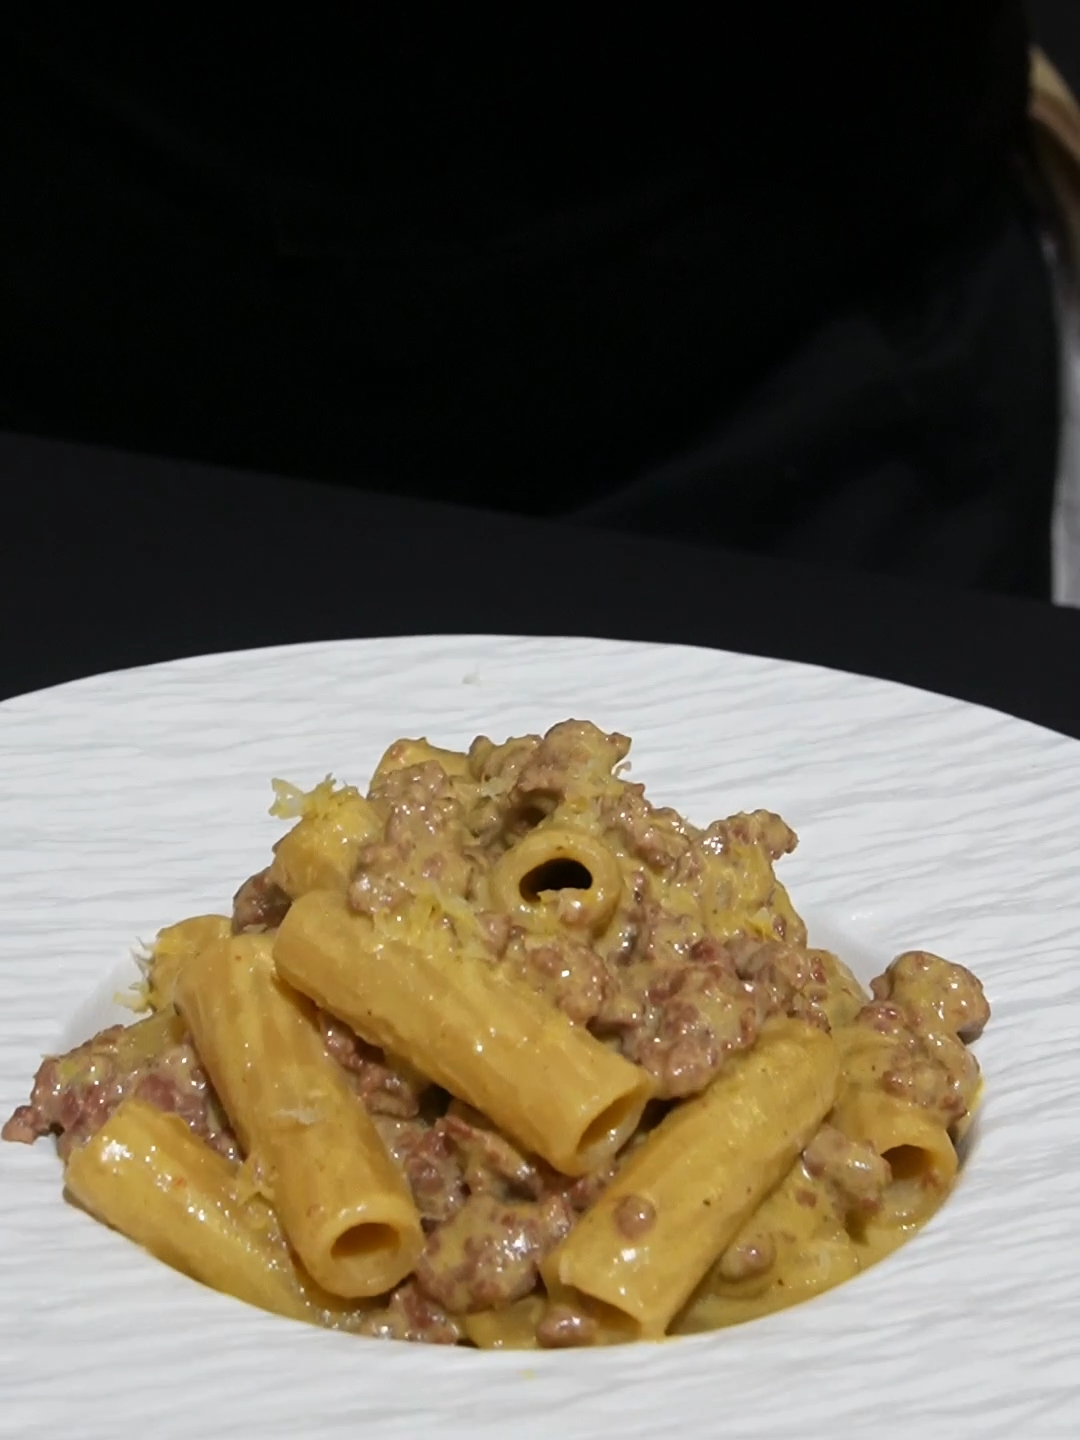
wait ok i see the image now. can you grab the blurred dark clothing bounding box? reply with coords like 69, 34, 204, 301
0, 5, 1060, 596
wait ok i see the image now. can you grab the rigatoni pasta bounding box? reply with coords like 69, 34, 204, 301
830, 1090, 959, 1227
139, 914, 233, 1011
542, 1020, 840, 1339
65, 1101, 373, 1327
174, 933, 423, 1297
273, 890, 654, 1176
489, 826, 625, 935
2, 718, 991, 1349
269, 781, 382, 898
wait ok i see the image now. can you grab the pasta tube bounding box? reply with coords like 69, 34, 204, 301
490, 825, 623, 935
830, 1090, 957, 1226
142, 915, 233, 1011
174, 932, 422, 1298
273, 890, 654, 1175
269, 788, 382, 898
541, 1020, 840, 1340
673, 1158, 861, 1334
64, 1100, 370, 1326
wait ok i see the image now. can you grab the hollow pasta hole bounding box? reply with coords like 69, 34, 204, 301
330, 1223, 398, 1262
519, 858, 593, 902
577, 1090, 639, 1158
560, 1289, 641, 1344
505, 801, 551, 841
883, 1145, 929, 1184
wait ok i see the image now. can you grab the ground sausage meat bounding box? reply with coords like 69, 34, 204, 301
415, 1193, 573, 1314
349, 760, 482, 914
356, 1280, 463, 1345
613, 1193, 657, 1239
712, 810, 801, 862
851, 1001, 981, 1126
506, 933, 610, 1026
372, 1116, 466, 1226
802, 1124, 891, 1218
554, 1159, 620, 1212
671, 811, 807, 947
318, 1011, 423, 1118
536, 1304, 599, 1348
614, 958, 761, 1098
231, 867, 292, 934
2, 1017, 237, 1161
717, 1233, 778, 1282
509, 720, 630, 808
871, 951, 991, 1042
728, 938, 839, 1030
599, 785, 694, 873
441, 1106, 546, 1200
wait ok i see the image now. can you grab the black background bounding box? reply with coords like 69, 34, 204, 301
1033, 0, 1080, 92
2, 433, 1079, 741
3, 10, 1080, 739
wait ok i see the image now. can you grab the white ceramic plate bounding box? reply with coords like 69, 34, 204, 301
1, 635, 1078, 1439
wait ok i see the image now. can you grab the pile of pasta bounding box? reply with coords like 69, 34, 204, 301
3, 721, 990, 1347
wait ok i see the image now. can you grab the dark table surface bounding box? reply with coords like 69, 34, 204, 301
2, 430, 1079, 741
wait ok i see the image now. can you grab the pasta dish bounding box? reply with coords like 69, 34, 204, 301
2, 720, 990, 1347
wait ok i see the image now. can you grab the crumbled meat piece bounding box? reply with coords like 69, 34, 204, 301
553, 1159, 619, 1212
506, 934, 610, 1025
881, 1034, 980, 1122
442, 1106, 545, 1200
850, 1002, 981, 1126
356, 1280, 463, 1345
467, 733, 541, 791
510, 721, 630, 805
318, 1011, 421, 1117
351, 761, 477, 912
231, 867, 291, 933
133, 1057, 232, 1152
871, 951, 991, 1042
0, 1107, 40, 1145
717, 1233, 777, 1282
854, 1000, 911, 1037
372, 1116, 466, 1225
536, 1304, 598, 1348
708, 811, 800, 862
611, 959, 760, 1098
670, 811, 807, 947
602, 872, 651, 967
346, 863, 412, 916
415, 1193, 572, 1314
595, 912, 711, 1047
368, 757, 459, 817
475, 910, 513, 960
596, 893, 700, 993
802, 1125, 891, 1218
2, 1017, 237, 1161
728, 938, 835, 1030
371, 740, 478, 814
599, 784, 694, 872
686, 935, 734, 968
2, 1027, 127, 1151
636, 903, 701, 967
613, 1194, 657, 1239
533, 1153, 620, 1212
591, 983, 648, 1037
